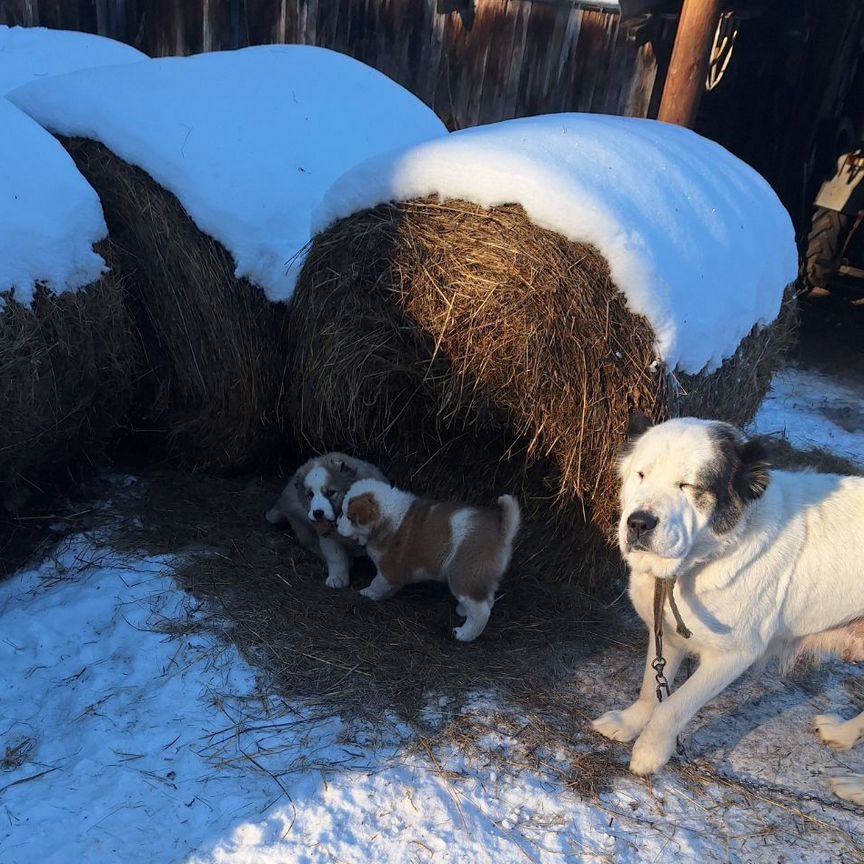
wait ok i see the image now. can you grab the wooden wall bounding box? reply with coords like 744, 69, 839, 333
0, 0, 659, 128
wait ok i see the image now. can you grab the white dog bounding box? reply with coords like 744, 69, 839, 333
592, 415, 864, 805
336, 478, 521, 641
266, 453, 387, 587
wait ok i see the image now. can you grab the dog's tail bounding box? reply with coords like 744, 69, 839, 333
497, 495, 521, 550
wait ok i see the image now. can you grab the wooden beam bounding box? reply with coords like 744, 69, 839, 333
657, 0, 722, 128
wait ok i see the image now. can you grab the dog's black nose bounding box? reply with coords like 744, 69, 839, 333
312, 508, 325, 520
627, 510, 658, 540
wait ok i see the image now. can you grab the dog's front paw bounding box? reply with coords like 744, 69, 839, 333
829, 774, 864, 806
325, 571, 350, 589
629, 730, 675, 777
592, 707, 650, 743
814, 714, 861, 751
453, 624, 480, 642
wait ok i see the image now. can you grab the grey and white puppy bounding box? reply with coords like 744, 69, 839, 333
266, 452, 387, 588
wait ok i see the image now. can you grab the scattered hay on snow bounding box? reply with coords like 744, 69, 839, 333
108, 468, 607, 721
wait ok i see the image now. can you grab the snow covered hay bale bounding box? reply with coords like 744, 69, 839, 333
0, 100, 141, 513
9, 45, 447, 470
290, 116, 798, 588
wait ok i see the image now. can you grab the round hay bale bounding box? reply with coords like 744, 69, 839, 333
0, 248, 141, 513
63, 138, 293, 471
288, 198, 794, 590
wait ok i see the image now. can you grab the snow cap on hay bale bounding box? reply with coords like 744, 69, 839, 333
0, 25, 146, 95
290, 115, 798, 587
0, 100, 141, 512
9, 45, 447, 468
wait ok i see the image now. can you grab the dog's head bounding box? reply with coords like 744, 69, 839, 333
618, 415, 771, 577
336, 479, 388, 545
265, 454, 364, 532
300, 456, 360, 525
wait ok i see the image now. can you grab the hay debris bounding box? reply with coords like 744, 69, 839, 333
108, 468, 611, 721
62, 138, 293, 471
288, 198, 791, 588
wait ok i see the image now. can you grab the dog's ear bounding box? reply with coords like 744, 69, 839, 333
349, 492, 380, 527
337, 460, 356, 477
627, 412, 653, 441
293, 475, 304, 493
734, 437, 771, 502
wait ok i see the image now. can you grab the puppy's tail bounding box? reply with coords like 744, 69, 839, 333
497, 495, 521, 550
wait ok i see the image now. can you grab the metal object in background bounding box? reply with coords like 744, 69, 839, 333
804, 147, 864, 298
706, 10, 739, 91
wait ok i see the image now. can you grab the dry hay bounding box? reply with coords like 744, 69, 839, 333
289, 198, 793, 590
62, 138, 293, 471
109, 468, 609, 721
0, 250, 141, 517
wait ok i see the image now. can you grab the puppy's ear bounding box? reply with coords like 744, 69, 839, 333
734, 437, 771, 502
293, 475, 304, 492
627, 412, 653, 441
349, 493, 380, 527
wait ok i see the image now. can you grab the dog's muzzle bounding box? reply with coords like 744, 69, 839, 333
626, 510, 658, 550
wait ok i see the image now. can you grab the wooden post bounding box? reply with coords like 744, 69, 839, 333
657, 0, 723, 128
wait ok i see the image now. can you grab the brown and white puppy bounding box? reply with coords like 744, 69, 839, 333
335, 478, 521, 641
266, 453, 387, 588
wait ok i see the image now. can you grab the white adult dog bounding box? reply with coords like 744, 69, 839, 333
592, 415, 864, 805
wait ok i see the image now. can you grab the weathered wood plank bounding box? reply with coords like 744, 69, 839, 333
0, 0, 656, 128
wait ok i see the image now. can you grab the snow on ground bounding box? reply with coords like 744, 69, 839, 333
0, 25, 146, 94
752, 364, 864, 469
313, 114, 798, 374
1, 359, 862, 863
8, 46, 447, 302
2, 517, 862, 864
0, 99, 107, 302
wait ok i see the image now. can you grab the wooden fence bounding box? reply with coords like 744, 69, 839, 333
0, 0, 659, 128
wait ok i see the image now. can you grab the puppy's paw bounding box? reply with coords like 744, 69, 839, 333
629, 731, 675, 777
453, 624, 481, 642
325, 571, 350, 589
592, 708, 649, 743
829, 774, 864, 807
814, 714, 861, 751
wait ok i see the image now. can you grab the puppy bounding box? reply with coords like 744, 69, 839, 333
335, 479, 521, 641
592, 415, 864, 806
266, 452, 387, 588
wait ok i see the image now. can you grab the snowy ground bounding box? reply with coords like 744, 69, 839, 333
752, 363, 864, 469
2, 362, 863, 864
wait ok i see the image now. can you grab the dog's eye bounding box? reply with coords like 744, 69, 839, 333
637, 471, 644, 481
679, 483, 699, 492
305, 489, 313, 499
324, 489, 336, 498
